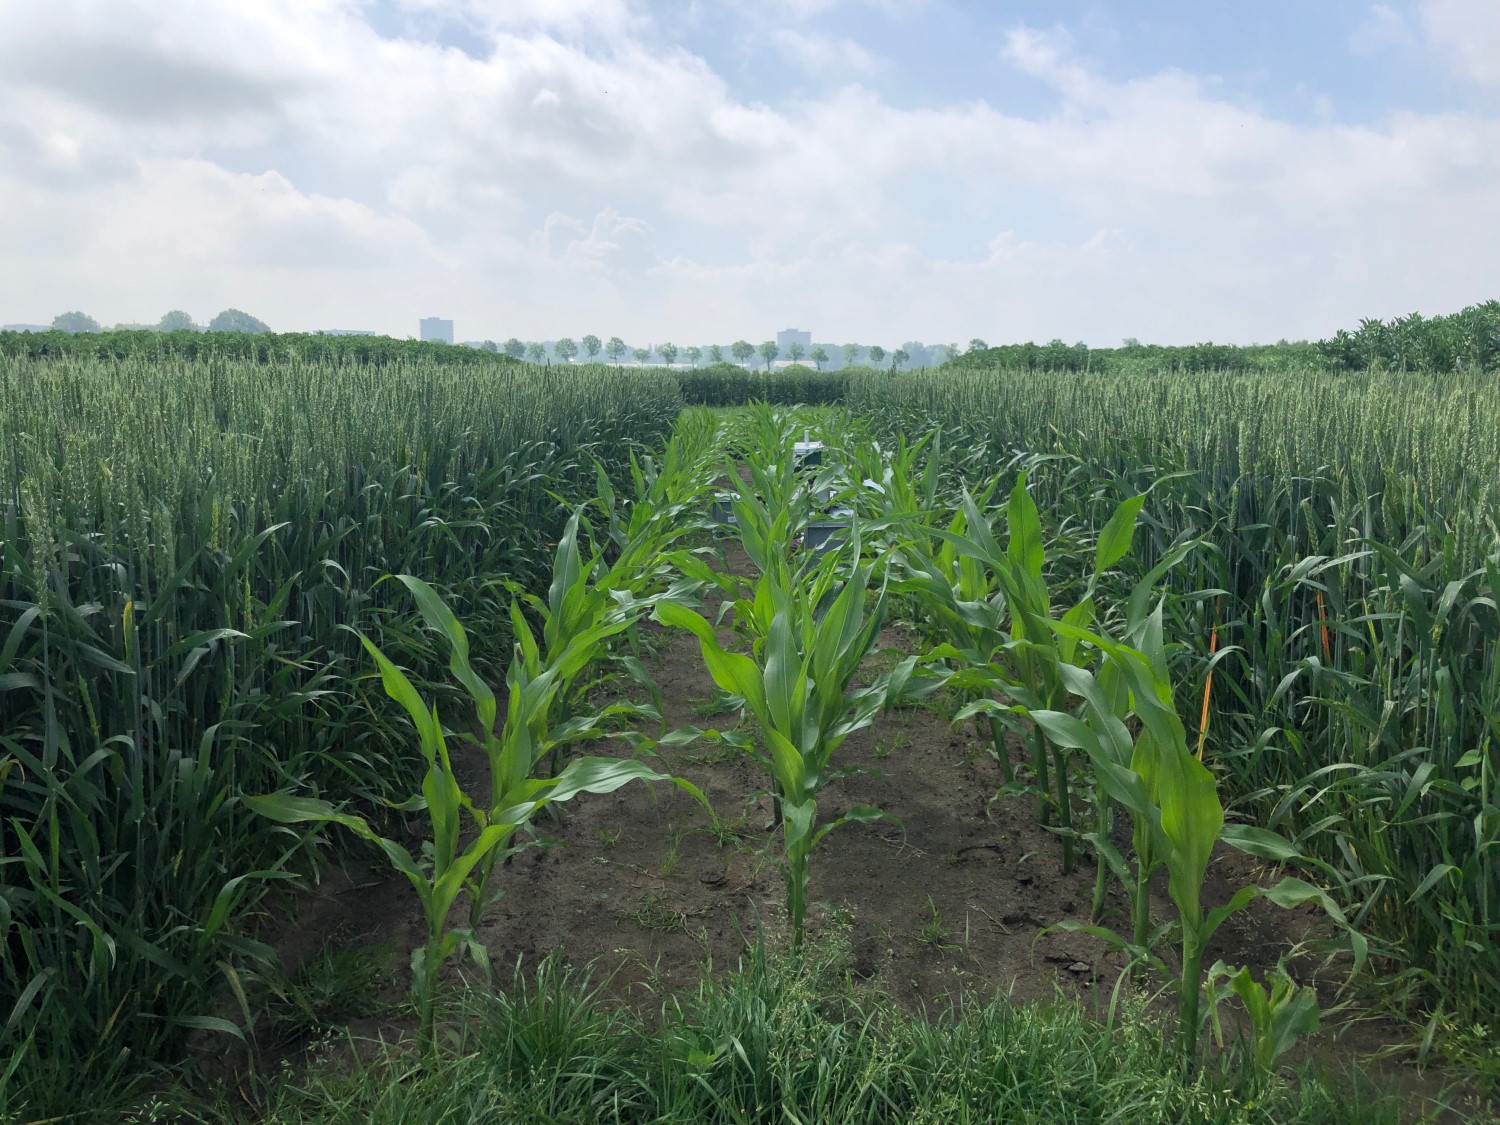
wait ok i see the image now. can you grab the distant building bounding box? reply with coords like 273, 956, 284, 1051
2, 323, 51, 333
419, 317, 454, 344
319, 329, 376, 336
776, 327, 812, 352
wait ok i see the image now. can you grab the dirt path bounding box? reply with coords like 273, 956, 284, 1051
270, 536, 1313, 1019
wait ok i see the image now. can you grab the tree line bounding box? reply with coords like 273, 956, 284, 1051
40, 309, 272, 334
14, 299, 1497, 375
949, 301, 1500, 376
471, 337, 953, 370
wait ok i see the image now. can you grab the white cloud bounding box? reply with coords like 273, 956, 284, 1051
1421, 0, 1500, 85
760, 0, 930, 19
772, 29, 878, 76
0, 2, 1496, 344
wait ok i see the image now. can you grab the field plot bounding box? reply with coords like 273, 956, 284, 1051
2, 372, 1496, 1123
0, 353, 682, 1115
848, 367, 1500, 1033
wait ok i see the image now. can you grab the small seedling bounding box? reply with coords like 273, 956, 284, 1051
627, 891, 691, 934
660, 831, 685, 878
916, 897, 952, 948
872, 730, 912, 760
702, 810, 751, 849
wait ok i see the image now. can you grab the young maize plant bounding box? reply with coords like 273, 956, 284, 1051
501, 469, 709, 775
1028, 610, 1362, 1063
903, 476, 1146, 877
1206, 959, 1321, 1081
666, 417, 848, 654
657, 534, 894, 948
250, 549, 703, 1047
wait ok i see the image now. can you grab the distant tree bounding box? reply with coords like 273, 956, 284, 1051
480, 340, 499, 353
731, 340, 754, 366
1122, 337, 1142, 348
582, 333, 602, 360
946, 343, 960, 362
52, 311, 100, 333
891, 348, 910, 371
158, 310, 198, 332
788, 341, 805, 364
967, 338, 988, 353
900, 341, 929, 367
810, 345, 828, 370
504, 338, 526, 359
684, 345, 703, 365
868, 345, 886, 366
526, 342, 547, 363
208, 308, 269, 333
632, 346, 651, 364
659, 341, 679, 366
841, 343, 859, 367
605, 336, 627, 365
708, 343, 724, 363
758, 340, 779, 371
554, 337, 578, 363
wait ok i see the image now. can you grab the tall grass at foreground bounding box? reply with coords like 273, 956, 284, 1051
0, 354, 682, 1113
848, 367, 1500, 1036
226, 940, 1431, 1125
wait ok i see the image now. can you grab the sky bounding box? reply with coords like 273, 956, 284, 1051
1, 0, 1497, 346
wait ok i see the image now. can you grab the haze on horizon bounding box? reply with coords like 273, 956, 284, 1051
1, 0, 1497, 347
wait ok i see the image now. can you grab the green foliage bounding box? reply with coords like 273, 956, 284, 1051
0, 352, 682, 1111
849, 361, 1500, 1033
208, 308, 271, 333
158, 309, 198, 332
0, 326, 523, 363
657, 411, 899, 945
251, 943, 1413, 1125
50, 310, 100, 333
938, 300, 1500, 375
675, 363, 848, 406
1208, 960, 1322, 1080
250, 570, 701, 1047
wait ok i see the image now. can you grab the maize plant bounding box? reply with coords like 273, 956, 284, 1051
657, 536, 895, 948
903, 477, 1146, 876
251, 569, 703, 1048
850, 363, 1500, 1030
1029, 610, 1362, 1062
1206, 959, 1321, 1081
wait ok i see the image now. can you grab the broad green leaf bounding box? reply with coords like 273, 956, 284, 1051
1006, 474, 1044, 580
1220, 824, 1304, 864
1095, 494, 1145, 575
398, 574, 496, 734
655, 601, 767, 719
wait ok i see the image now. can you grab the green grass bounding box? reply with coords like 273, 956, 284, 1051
206, 938, 1437, 1125
0, 351, 684, 1116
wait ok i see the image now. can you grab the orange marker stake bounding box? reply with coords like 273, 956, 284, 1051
1196, 602, 1219, 762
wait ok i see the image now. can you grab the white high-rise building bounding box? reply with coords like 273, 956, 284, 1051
419, 317, 454, 344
